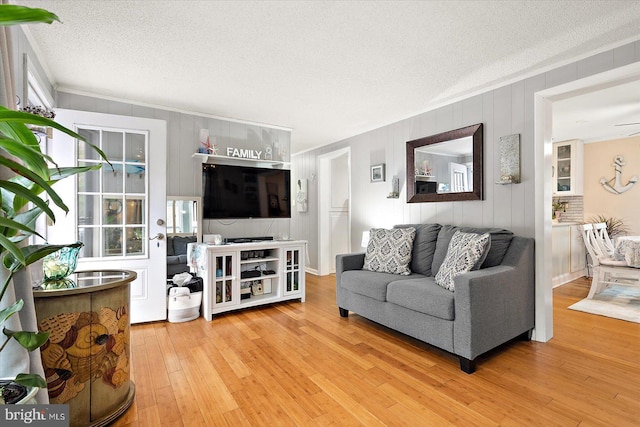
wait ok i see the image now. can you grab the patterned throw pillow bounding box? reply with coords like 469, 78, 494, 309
363, 228, 416, 275
435, 231, 490, 291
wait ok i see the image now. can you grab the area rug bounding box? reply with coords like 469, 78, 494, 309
569, 285, 640, 323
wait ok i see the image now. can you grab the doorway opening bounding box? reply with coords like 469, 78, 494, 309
534, 61, 640, 342
318, 148, 351, 275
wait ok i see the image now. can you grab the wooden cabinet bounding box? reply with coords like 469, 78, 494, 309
552, 140, 584, 195
552, 225, 586, 287
33, 270, 136, 427
194, 241, 306, 320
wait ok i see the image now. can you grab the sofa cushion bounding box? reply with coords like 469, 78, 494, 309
386, 277, 455, 320
172, 236, 197, 256
394, 223, 441, 276
340, 270, 420, 301
167, 237, 175, 256
431, 225, 514, 275
435, 231, 490, 291
167, 255, 182, 265
363, 228, 416, 275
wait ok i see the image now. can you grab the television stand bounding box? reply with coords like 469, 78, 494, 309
190, 240, 306, 320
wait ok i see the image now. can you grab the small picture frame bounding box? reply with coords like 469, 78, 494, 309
371, 163, 386, 182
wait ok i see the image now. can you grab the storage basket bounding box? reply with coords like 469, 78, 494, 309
167, 287, 202, 323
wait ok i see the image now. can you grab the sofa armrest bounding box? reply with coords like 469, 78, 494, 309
336, 253, 365, 279
453, 236, 535, 360
336, 252, 365, 271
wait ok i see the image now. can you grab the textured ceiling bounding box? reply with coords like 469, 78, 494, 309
17, 0, 640, 153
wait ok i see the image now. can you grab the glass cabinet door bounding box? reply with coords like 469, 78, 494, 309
284, 247, 302, 296
213, 254, 235, 307
555, 143, 572, 193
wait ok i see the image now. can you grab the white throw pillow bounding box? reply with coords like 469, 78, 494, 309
363, 228, 416, 275
435, 231, 490, 291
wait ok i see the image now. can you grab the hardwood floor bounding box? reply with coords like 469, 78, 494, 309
112, 275, 640, 426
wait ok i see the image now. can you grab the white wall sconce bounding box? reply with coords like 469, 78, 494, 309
387, 175, 400, 198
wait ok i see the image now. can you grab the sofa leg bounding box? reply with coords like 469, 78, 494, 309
519, 329, 533, 341
459, 357, 476, 374
339, 307, 349, 318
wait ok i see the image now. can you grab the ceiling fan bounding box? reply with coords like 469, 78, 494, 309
614, 122, 640, 136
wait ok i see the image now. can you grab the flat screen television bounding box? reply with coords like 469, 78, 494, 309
202, 164, 291, 219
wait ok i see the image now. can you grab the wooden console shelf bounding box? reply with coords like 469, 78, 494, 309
189, 240, 306, 320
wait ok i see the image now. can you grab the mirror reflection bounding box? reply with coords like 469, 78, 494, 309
167, 196, 201, 238
414, 136, 474, 194
406, 123, 483, 203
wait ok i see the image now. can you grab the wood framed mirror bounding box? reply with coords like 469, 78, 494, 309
167, 196, 202, 241
406, 123, 483, 203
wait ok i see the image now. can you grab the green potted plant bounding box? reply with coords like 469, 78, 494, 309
588, 215, 629, 238
0, 4, 109, 404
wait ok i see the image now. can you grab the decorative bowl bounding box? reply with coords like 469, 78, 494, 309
42, 242, 83, 281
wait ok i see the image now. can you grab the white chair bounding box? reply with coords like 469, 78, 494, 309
580, 224, 640, 299
593, 222, 615, 257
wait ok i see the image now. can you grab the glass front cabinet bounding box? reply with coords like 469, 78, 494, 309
197, 241, 306, 320
552, 140, 584, 196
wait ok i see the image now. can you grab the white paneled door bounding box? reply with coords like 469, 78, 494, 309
49, 110, 167, 323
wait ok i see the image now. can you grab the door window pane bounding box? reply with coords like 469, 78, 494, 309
125, 197, 144, 225
124, 164, 145, 193
102, 165, 123, 193
126, 227, 144, 255
103, 131, 123, 159
77, 161, 100, 193
78, 195, 99, 226
78, 128, 100, 160
104, 228, 123, 257
125, 133, 145, 162
103, 197, 123, 225
78, 227, 99, 257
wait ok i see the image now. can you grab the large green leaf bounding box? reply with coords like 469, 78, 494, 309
10, 206, 45, 236
2, 165, 101, 218
0, 108, 79, 138
14, 373, 47, 389
0, 180, 56, 219
0, 234, 25, 268
0, 216, 40, 240
0, 155, 66, 213
3, 328, 50, 352
0, 5, 60, 26
0, 131, 50, 177
0, 119, 40, 148
0, 300, 23, 326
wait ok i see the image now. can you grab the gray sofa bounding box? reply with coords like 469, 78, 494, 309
167, 235, 197, 278
336, 223, 535, 373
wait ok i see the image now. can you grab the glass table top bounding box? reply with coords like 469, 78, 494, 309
33, 270, 137, 296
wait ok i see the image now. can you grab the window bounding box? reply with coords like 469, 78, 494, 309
76, 127, 148, 258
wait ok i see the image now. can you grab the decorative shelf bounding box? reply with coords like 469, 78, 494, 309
192, 153, 290, 167
415, 174, 436, 180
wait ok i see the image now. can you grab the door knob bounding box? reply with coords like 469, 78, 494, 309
150, 233, 165, 241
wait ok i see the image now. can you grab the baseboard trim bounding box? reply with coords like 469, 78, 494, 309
552, 269, 587, 288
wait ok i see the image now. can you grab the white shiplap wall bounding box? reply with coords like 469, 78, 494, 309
292, 40, 640, 272
55, 91, 293, 240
